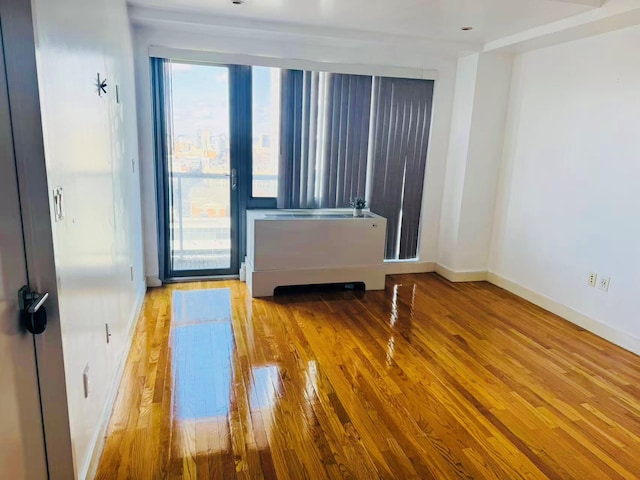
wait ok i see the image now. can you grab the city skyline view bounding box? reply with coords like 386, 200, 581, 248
169, 62, 280, 178
167, 62, 280, 272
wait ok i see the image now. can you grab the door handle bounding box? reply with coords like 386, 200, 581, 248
231, 168, 237, 191
18, 286, 49, 334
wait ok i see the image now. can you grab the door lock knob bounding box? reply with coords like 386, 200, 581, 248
18, 286, 49, 334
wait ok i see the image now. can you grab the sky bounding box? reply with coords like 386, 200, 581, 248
170, 62, 277, 139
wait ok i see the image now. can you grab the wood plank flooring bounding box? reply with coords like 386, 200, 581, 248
95, 274, 640, 479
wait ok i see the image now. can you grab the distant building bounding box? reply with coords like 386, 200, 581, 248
197, 129, 212, 150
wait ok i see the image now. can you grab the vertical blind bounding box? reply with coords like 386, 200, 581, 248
278, 71, 372, 209
321, 73, 372, 208
278, 70, 434, 260
369, 77, 434, 259
278, 70, 304, 207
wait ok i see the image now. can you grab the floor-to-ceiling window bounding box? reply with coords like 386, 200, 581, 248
152, 58, 434, 279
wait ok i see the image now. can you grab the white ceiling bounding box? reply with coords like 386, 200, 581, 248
128, 0, 600, 43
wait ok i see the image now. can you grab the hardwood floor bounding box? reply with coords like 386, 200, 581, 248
95, 274, 640, 479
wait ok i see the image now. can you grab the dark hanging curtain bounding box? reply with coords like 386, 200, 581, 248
278, 71, 372, 208
150, 57, 173, 281
297, 71, 320, 208
320, 73, 372, 207
369, 77, 434, 260
278, 70, 304, 208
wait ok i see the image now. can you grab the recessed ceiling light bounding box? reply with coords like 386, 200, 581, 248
461, 27, 473, 31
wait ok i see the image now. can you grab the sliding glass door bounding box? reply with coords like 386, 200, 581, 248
166, 62, 238, 277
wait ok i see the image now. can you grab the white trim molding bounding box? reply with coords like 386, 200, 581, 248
488, 272, 640, 356
435, 264, 488, 282
146, 275, 163, 288
383, 261, 435, 275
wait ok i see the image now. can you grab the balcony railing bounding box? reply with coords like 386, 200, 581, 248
169, 171, 277, 271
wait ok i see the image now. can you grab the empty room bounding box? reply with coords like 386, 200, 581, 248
1, 0, 640, 478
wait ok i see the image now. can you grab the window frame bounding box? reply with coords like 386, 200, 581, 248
150, 48, 437, 266
152, 59, 242, 280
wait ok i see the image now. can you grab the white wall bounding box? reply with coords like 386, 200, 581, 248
438, 51, 513, 273
31, 0, 145, 476
438, 54, 479, 269
132, 22, 459, 282
490, 24, 640, 352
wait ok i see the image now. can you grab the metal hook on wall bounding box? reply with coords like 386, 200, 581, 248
96, 73, 107, 97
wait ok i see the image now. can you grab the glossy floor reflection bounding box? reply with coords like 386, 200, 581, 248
96, 275, 640, 479
172, 289, 234, 422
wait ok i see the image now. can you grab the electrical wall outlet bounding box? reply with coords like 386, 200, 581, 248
588, 272, 597, 287
598, 276, 610, 292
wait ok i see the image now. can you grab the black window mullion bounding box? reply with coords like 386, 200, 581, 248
230, 65, 253, 265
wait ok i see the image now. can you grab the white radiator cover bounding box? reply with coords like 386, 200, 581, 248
246, 209, 387, 297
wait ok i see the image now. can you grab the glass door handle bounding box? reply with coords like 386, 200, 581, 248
231, 168, 237, 191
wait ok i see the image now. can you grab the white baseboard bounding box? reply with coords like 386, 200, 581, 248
487, 272, 640, 356
382, 261, 488, 278
82, 282, 147, 480
146, 275, 162, 287
434, 264, 488, 282
383, 261, 435, 275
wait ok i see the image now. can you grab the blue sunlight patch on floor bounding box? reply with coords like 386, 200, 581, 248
172, 288, 232, 325
171, 288, 234, 421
